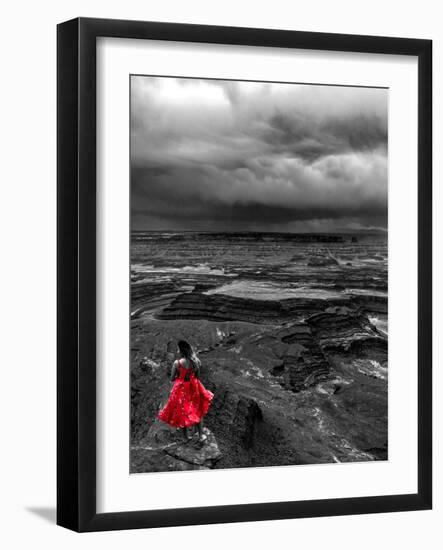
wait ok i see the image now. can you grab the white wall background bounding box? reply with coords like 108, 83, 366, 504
0, 0, 440, 547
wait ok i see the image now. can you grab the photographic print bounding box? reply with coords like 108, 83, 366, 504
130, 75, 388, 474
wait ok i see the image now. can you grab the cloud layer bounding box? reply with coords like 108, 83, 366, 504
131, 77, 387, 232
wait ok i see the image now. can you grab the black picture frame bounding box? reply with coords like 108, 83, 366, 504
57, 17, 432, 532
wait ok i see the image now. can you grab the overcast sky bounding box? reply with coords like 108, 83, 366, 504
131, 76, 387, 232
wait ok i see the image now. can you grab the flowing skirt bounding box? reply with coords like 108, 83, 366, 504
157, 378, 214, 428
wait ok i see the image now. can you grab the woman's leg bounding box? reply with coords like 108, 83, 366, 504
183, 426, 194, 441
197, 419, 206, 442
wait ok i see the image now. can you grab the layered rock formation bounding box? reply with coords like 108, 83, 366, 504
156, 288, 386, 325
157, 291, 344, 324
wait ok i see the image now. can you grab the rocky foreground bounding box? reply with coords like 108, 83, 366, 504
132, 423, 222, 472
131, 297, 387, 472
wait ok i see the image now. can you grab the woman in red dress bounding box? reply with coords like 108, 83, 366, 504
158, 340, 214, 443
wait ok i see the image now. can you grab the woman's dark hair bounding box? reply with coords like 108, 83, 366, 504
178, 340, 199, 370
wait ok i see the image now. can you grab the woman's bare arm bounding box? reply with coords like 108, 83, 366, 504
170, 360, 178, 382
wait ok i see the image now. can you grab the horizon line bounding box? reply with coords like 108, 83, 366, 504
131, 228, 387, 234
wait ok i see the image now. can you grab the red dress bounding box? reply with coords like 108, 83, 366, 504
157, 359, 214, 428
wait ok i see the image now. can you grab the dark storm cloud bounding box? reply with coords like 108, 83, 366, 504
131, 77, 387, 232
267, 111, 387, 162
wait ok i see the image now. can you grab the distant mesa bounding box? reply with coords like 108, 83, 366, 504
132, 231, 346, 243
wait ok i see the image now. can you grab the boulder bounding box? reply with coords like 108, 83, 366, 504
131, 421, 221, 472
165, 428, 222, 467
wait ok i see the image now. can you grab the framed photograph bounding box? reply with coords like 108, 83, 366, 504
57, 17, 432, 532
